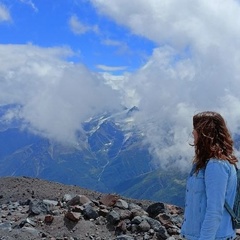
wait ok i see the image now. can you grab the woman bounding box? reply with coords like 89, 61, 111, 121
181, 111, 238, 240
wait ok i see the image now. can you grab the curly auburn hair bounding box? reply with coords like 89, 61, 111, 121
193, 111, 238, 172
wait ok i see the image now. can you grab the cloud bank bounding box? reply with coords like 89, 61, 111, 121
0, 44, 121, 142
91, 0, 240, 169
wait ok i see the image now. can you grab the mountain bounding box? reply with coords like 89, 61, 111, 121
0, 105, 186, 207
115, 168, 187, 205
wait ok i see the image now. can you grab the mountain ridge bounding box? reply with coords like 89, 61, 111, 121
0, 105, 186, 207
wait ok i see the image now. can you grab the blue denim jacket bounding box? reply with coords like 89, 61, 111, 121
181, 159, 237, 240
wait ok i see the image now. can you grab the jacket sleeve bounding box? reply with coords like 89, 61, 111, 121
199, 160, 229, 240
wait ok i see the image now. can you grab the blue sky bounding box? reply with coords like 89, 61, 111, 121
0, 0, 155, 73
1, 0, 240, 169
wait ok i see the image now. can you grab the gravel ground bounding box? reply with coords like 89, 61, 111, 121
0, 176, 157, 240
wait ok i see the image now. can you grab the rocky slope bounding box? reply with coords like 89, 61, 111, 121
0, 176, 184, 240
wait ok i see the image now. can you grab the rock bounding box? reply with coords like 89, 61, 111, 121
62, 193, 74, 202
156, 226, 170, 239
27, 217, 37, 225
166, 204, 184, 215
146, 202, 165, 218
115, 199, 129, 209
0, 176, 185, 240
0, 222, 12, 231
99, 194, 119, 207
143, 216, 162, 231
44, 215, 54, 223
22, 226, 41, 237
131, 216, 142, 225
128, 203, 142, 211
138, 219, 150, 232
118, 209, 132, 220
116, 235, 135, 240
157, 213, 172, 227
82, 204, 99, 220
67, 195, 91, 206
116, 220, 127, 235
98, 208, 109, 217
29, 199, 53, 215
107, 210, 121, 224
43, 199, 59, 206
64, 211, 81, 222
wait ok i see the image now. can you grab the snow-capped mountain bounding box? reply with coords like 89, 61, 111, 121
0, 105, 186, 206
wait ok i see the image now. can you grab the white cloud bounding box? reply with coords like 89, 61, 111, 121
19, 0, 38, 12
0, 3, 11, 22
1, 0, 240, 171
0, 44, 121, 143
69, 15, 98, 35
93, 0, 240, 170
91, 0, 240, 51
96, 64, 128, 72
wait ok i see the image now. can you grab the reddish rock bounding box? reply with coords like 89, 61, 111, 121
64, 211, 81, 222
99, 194, 119, 207
44, 215, 54, 224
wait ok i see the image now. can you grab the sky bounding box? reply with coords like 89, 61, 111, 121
1, 0, 240, 170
